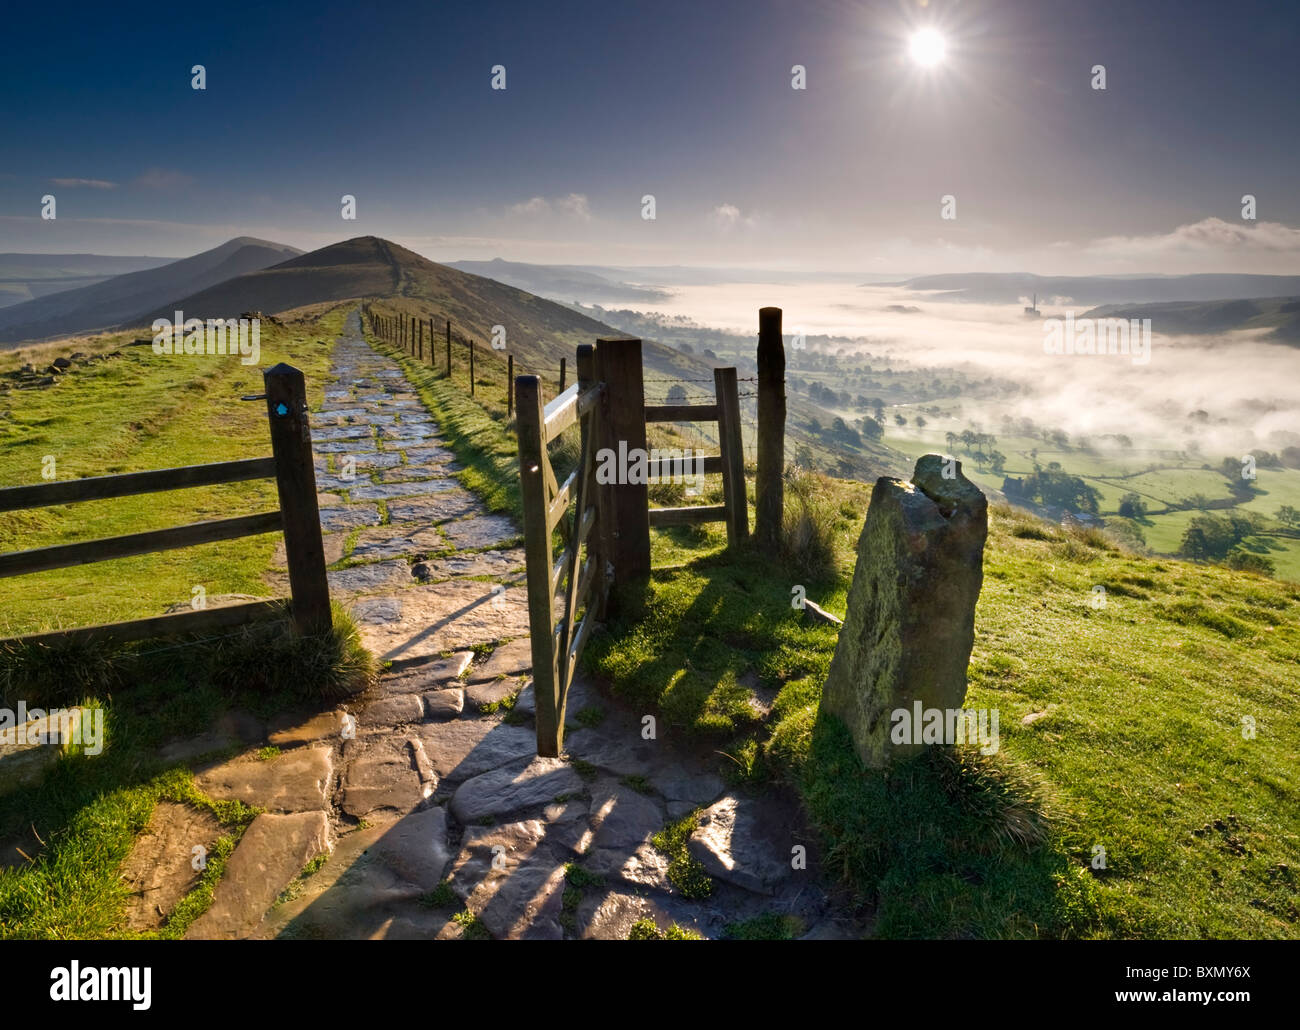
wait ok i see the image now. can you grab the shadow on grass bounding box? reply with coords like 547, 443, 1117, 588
800, 712, 1103, 939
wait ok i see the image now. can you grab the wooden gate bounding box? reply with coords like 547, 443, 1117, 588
515, 344, 609, 757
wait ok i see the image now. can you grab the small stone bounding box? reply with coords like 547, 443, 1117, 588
465, 637, 533, 683
370, 805, 452, 890
339, 737, 431, 817
382, 652, 473, 693
440, 515, 522, 550
195, 747, 332, 812
419, 720, 536, 781
687, 795, 793, 896
327, 560, 411, 594
465, 677, 524, 711
360, 694, 424, 728
119, 802, 223, 929
185, 811, 330, 939
319, 506, 383, 532
422, 689, 465, 720
449, 757, 584, 824
267, 710, 346, 748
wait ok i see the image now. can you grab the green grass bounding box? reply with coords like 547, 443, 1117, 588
589, 474, 1300, 938
451, 909, 491, 940
0, 303, 379, 939
650, 810, 714, 899
627, 917, 704, 940
0, 303, 351, 637
723, 912, 805, 939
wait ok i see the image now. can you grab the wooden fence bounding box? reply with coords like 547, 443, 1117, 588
514, 336, 754, 754
367, 308, 569, 406
0, 363, 331, 648
515, 345, 608, 756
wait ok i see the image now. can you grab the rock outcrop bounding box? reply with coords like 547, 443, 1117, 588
820, 454, 988, 768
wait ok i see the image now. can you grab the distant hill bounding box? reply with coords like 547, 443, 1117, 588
894, 272, 1300, 307
1082, 295, 1300, 343
66, 234, 904, 480
447, 259, 670, 305
0, 238, 303, 345
0, 253, 173, 309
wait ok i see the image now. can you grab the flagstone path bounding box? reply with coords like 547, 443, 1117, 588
156, 310, 857, 940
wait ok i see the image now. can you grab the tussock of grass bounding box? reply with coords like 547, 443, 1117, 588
650, 811, 714, 899
627, 917, 704, 940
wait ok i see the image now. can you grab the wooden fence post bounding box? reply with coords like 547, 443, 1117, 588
470, 340, 476, 396
418, 319, 423, 361
576, 344, 606, 619
446, 320, 452, 375
714, 366, 748, 546
559, 357, 567, 392
507, 354, 514, 415
756, 306, 785, 548
263, 363, 331, 636
515, 375, 562, 756
595, 337, 650, 591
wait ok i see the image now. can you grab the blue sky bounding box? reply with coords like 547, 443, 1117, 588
1, 0, 1298, 273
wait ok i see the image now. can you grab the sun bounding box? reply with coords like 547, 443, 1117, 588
908, 28, 947, 67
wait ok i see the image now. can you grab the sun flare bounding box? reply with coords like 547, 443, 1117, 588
909, 28, 946, 67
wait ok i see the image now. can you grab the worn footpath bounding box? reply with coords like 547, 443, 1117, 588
129, 310, 849, 939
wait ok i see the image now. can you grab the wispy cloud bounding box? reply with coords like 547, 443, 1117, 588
710, 203, 755, 231
1081, 217, 1300, 258
50, 177, 117, 189
508, 192, 592, 220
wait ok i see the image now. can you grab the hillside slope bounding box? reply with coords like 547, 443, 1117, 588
1083, 295, 1300, 343
0, 238, 302, 344
163, 235, 907, 479
0, 253, 172, 309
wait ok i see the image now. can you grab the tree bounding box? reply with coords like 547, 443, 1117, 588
1276, 505, 1300, 528
894, 414, 908, 427
914, 415, 927, 429
1117, 492, 1148, 519
860, 417, 884, 441
1226, 548, 1275, 576
945, 431, 958, 451
666, 384, 687, 405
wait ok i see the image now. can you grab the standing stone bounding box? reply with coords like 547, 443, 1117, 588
820, 454, 988, 768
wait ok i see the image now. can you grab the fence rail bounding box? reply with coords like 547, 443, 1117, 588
0, 363, 331, 648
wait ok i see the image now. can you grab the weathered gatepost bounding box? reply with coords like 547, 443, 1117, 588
820, 454, 988, 768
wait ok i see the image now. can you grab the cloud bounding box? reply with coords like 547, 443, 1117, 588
508, 193, 592, 220
134, 168, 195, 189
710, 203, 755, 231
1084, 217, 1300, 258
50, 178, 117, 189
554, 193, 592, 220
510, 196, 550, 215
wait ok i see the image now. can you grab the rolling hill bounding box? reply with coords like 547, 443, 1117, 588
0, 238, 302, 345
1082, 295, 1300, 343
0, 253, 172, 309
446, 258, 670, 305
155, 235, 905, 479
